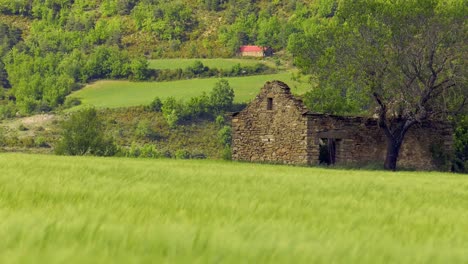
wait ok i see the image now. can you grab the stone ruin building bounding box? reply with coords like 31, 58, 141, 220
231, 81, 453, 170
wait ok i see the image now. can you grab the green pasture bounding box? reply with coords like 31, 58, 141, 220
148, 58, 275, 70
69, 73, 309, 109
1, 153, 468, 263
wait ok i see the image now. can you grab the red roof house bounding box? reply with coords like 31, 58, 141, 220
238, 46, 273, 57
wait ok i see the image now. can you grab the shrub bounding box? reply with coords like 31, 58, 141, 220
19, 137, 35, 147
148, 97, 163, 112
184, 92, 210, 120
0, 102, 16, 119
139, 144, 161, 158
162, 97, 183, 127
218, 125, 232, 147
210, 79, 234, 114
222, 146, 232, 160
453, 115, 468, 173
55, 107, 116, 156
175, 149, 190, 159
215, 115, 225, 127
35, 136, 49, 148
135, 120, 156, 140
63, 97, 82, 108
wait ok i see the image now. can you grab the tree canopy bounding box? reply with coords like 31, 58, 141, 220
289, 0, 467, 170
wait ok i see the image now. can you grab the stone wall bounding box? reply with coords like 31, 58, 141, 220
232, 81, 454, 170
306, 114, 453, 169
231, 81, 310, 165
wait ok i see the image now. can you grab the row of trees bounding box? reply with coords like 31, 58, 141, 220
148, 79, 237, 127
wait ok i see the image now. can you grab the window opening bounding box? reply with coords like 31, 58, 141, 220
267, 98, 273, 110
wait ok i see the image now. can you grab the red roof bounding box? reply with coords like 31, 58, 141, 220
239, 45, 265, 52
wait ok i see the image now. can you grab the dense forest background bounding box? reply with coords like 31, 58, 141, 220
0, 0, 337, 114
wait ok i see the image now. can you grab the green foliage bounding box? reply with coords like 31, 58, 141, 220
125, 143, 162, 159
210, 79, 234, 114
34, 136, 49, 148
288, 0, 467, 170
161, 97, 183, 128
56, 108, 116, 156
147, 97, 163, 112
221, 145, 232, 160
215, 115, 225, 127
63, 97, 81, 109
218, 125, 232, 147
134, 120, 157, 140
175, 149, 191, 159
453, 116, 468, 173
302, 85, 368, 115
0, 102, 16, 119
158, 79, 235, 126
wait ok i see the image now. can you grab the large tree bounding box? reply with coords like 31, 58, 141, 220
289, 0, 467, 170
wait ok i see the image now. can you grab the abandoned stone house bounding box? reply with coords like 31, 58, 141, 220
231, 81, 453, 170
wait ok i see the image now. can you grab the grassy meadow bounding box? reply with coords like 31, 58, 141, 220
1, 153, 468, 263
148, 58, 276, 70
69, 72, 309, 109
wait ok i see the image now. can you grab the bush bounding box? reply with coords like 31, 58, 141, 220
215, 115, 225, 127
55, 108, 116, 156
135, 120, 157, 140
0, 102, 16, 119
147, 97, 163, 112
19, 137, 35, 147
35, 136, 49, 148
210, 79, 234, 114
218, 125, 232, 147
222, 145, 232, 160
162, 97, 183, 127
140, 144, 161, 158
175, 149, 190, 159
63, 97, 82, 109
453, 115, 468, 173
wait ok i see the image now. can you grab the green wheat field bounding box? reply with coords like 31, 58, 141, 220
1, 153, 468, 263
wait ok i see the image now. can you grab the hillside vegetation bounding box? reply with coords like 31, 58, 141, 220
0, 0, 329, 114
2, 153, 468, 263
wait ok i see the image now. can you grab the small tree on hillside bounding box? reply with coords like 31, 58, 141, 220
289, 0, 467, 170
56, 108, 116, 156
210, 79, 234, 114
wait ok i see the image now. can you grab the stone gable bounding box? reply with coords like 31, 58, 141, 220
231, 81, 453, 170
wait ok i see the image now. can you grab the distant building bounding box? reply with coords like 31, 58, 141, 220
231, 81, 453, 170
238, 45, 273, 57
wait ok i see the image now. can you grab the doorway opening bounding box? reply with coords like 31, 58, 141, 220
319, 138, 337, 165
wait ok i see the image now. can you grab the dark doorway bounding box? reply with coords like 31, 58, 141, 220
319, 138, 337, 165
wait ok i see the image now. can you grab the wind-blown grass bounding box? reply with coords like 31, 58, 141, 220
68, 73, 309, 109
1, 153, 468, 263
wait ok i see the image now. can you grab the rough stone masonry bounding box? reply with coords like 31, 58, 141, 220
231, 81, 453, 170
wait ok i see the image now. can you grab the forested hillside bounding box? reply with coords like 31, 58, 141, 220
0, 0, 338, 114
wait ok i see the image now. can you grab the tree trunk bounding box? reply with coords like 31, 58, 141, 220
384, 137, 403, 171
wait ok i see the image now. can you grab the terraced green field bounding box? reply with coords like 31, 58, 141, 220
1, 153, 468, 263
69, 73, 309, 109
148, 58, 276, 70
